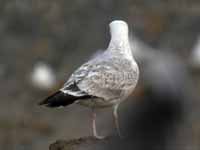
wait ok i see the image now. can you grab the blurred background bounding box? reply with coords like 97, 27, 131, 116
0, 0, 200, 150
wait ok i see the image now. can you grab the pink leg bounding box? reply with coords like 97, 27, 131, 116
92, 109, 105, 139
113, 104, 123, 138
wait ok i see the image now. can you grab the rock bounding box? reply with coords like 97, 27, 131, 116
49, 136, 113, 150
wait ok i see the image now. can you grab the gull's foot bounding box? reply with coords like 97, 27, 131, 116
93, 135, 106, 140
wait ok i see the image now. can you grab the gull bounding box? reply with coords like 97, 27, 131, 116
31, 62, 56, 90
39, 20, 139, 139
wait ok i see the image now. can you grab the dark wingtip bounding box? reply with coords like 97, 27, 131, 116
39, 90, 94, 108
38, 91, 60, 106
38, 91, 84, 108
39, 91, 69, 107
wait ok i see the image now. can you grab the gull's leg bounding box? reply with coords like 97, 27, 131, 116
113, 104, 123, 138
91, 108, 105, 139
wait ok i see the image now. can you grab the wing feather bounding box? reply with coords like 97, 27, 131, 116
61, 53, 139, 100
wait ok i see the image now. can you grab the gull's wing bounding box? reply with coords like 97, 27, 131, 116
62, 54, 139, 100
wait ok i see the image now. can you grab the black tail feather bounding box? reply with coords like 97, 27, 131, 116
39, 91, 91, 108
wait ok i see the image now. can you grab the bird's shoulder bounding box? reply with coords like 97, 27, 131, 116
73, 52, 136, 82
76, 53, 138, 100
60, 52, 109, 96
61, 51, 139, 100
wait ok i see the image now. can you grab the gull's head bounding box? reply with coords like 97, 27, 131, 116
108, 20, 133, 58
109, 20, 128, 38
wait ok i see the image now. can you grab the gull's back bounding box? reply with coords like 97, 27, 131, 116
61, 45, 139, 108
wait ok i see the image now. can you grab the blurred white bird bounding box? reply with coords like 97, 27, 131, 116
31, 62, 56, 90
130, 36, 188, 94
130, 35, 200, 123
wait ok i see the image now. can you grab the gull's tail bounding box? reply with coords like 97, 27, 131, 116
39, 91, 91, 107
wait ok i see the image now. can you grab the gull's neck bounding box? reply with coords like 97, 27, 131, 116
108, 20, 133, 59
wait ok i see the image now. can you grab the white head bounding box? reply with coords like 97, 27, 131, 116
109, 20, 129, 41
108, 20, 132, 58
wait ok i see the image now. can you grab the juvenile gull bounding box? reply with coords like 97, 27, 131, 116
39, 20, 139, 139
